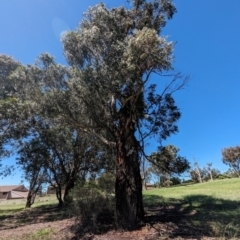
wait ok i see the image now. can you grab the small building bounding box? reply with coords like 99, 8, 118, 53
0, 185, 29, 200
46, 185, 56, 195
47, 184, 65, 195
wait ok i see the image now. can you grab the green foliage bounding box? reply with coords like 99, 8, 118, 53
223, 221, 240, 239
97, 172, 115, 194
189, 162, 221, 183
69, 181, 114, 233
162, 179, 172, 187
149, 145, 189, 187
170, 176, 181, 185
217, 174, 230, 180
222, 145, 240, 177
26, 228, 55, 240
0, 0, 187, 229
182, 179, 194, 184
149, 145, 190, 175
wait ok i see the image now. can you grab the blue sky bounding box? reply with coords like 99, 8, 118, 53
1, 0, 240, 185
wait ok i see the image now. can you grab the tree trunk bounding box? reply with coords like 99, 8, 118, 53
25, 191, 36, 208
209, 171, 213, 181
196, 167, 202, 183
56, 187, 63, 206
63, 177, 75, 203
115, 119, 144, 229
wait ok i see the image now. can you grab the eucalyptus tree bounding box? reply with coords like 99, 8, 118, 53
25, 55, 111, 204
0, 0, 187, 229
55, 0, 188, 228
222, 146, 240, 177
203, 163, 220, 181
0, 55, 31, 174
40, 125, 107, 204
17, 139, 48, 208
0, 55, 20, 159
0, 53, 108, 206
149, 145, 190, 184
17, 116, 108, 206
189, 161, 204, 183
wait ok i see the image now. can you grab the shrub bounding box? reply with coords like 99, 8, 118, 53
69, 181, 114, 233
162, 180, 173, 187
217, 174, 230, 180
170, 177, 181, 185
97, 172, 115, 194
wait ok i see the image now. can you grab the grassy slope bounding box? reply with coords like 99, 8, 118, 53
0, 179, 239, 238
144, 178, 240, 201
143, 178, 240, 238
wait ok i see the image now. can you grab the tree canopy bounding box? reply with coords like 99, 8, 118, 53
222, 146, 240, 177
149, 145, 190, 176
0, 0, 188, 229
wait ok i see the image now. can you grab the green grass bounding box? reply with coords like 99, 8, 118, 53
144, 178, 240, 201
0, 195, 58, 207
0, 228, 56, 240
22, 228, 55, 240
0, 195, 58, 217
143, 178, 240, 238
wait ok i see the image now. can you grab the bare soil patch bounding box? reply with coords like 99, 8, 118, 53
0, 204, 221, 239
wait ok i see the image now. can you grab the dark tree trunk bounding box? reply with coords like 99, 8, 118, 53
56, 187, 63, 206
115, 118, 144, 229
25, 191, 36, 208
63, 177, 75, 203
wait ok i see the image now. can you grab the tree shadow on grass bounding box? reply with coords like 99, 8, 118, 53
0, 204, 72, 231
144, 194, 240, 239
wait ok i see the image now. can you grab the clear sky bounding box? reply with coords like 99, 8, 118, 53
1, 0, 240, 185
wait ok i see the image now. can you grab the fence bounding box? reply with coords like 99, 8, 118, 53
0, 194, 57, 207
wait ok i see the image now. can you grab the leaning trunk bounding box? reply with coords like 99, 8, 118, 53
25, 191, 36, 208
115, 119, 144, 229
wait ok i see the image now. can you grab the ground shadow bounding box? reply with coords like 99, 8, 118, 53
0, 204, 71, 231
0, 203, 115, 239
144, 194, 240, 239
1, 196, 240, 239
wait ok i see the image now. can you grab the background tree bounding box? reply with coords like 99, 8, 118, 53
189, 161, 203, 183
140, 158, 152, 190
204, 163, 213, 181
0, 55, 27, 175
222, 146, 240, 177
149, 145, 190, 187
170, 176, 181, 185
223, 168, 239, 178
189, 162, 221, 183
203, 163, 220, 181
17, 139, 48, 208
17, 121, 108, 206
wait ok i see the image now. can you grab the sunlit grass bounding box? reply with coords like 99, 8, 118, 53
0, 228, 56, 240
144, 178, 240, 200
143, 178, 240, 238
0, 195, 58, 216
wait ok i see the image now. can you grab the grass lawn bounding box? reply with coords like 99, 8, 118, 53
0, 195, 58, 217
143, 178, 240, 239
1, 179, 240, 239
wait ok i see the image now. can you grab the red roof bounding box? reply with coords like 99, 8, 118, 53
0, 185, 28, 192
0, 185, 22, 192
